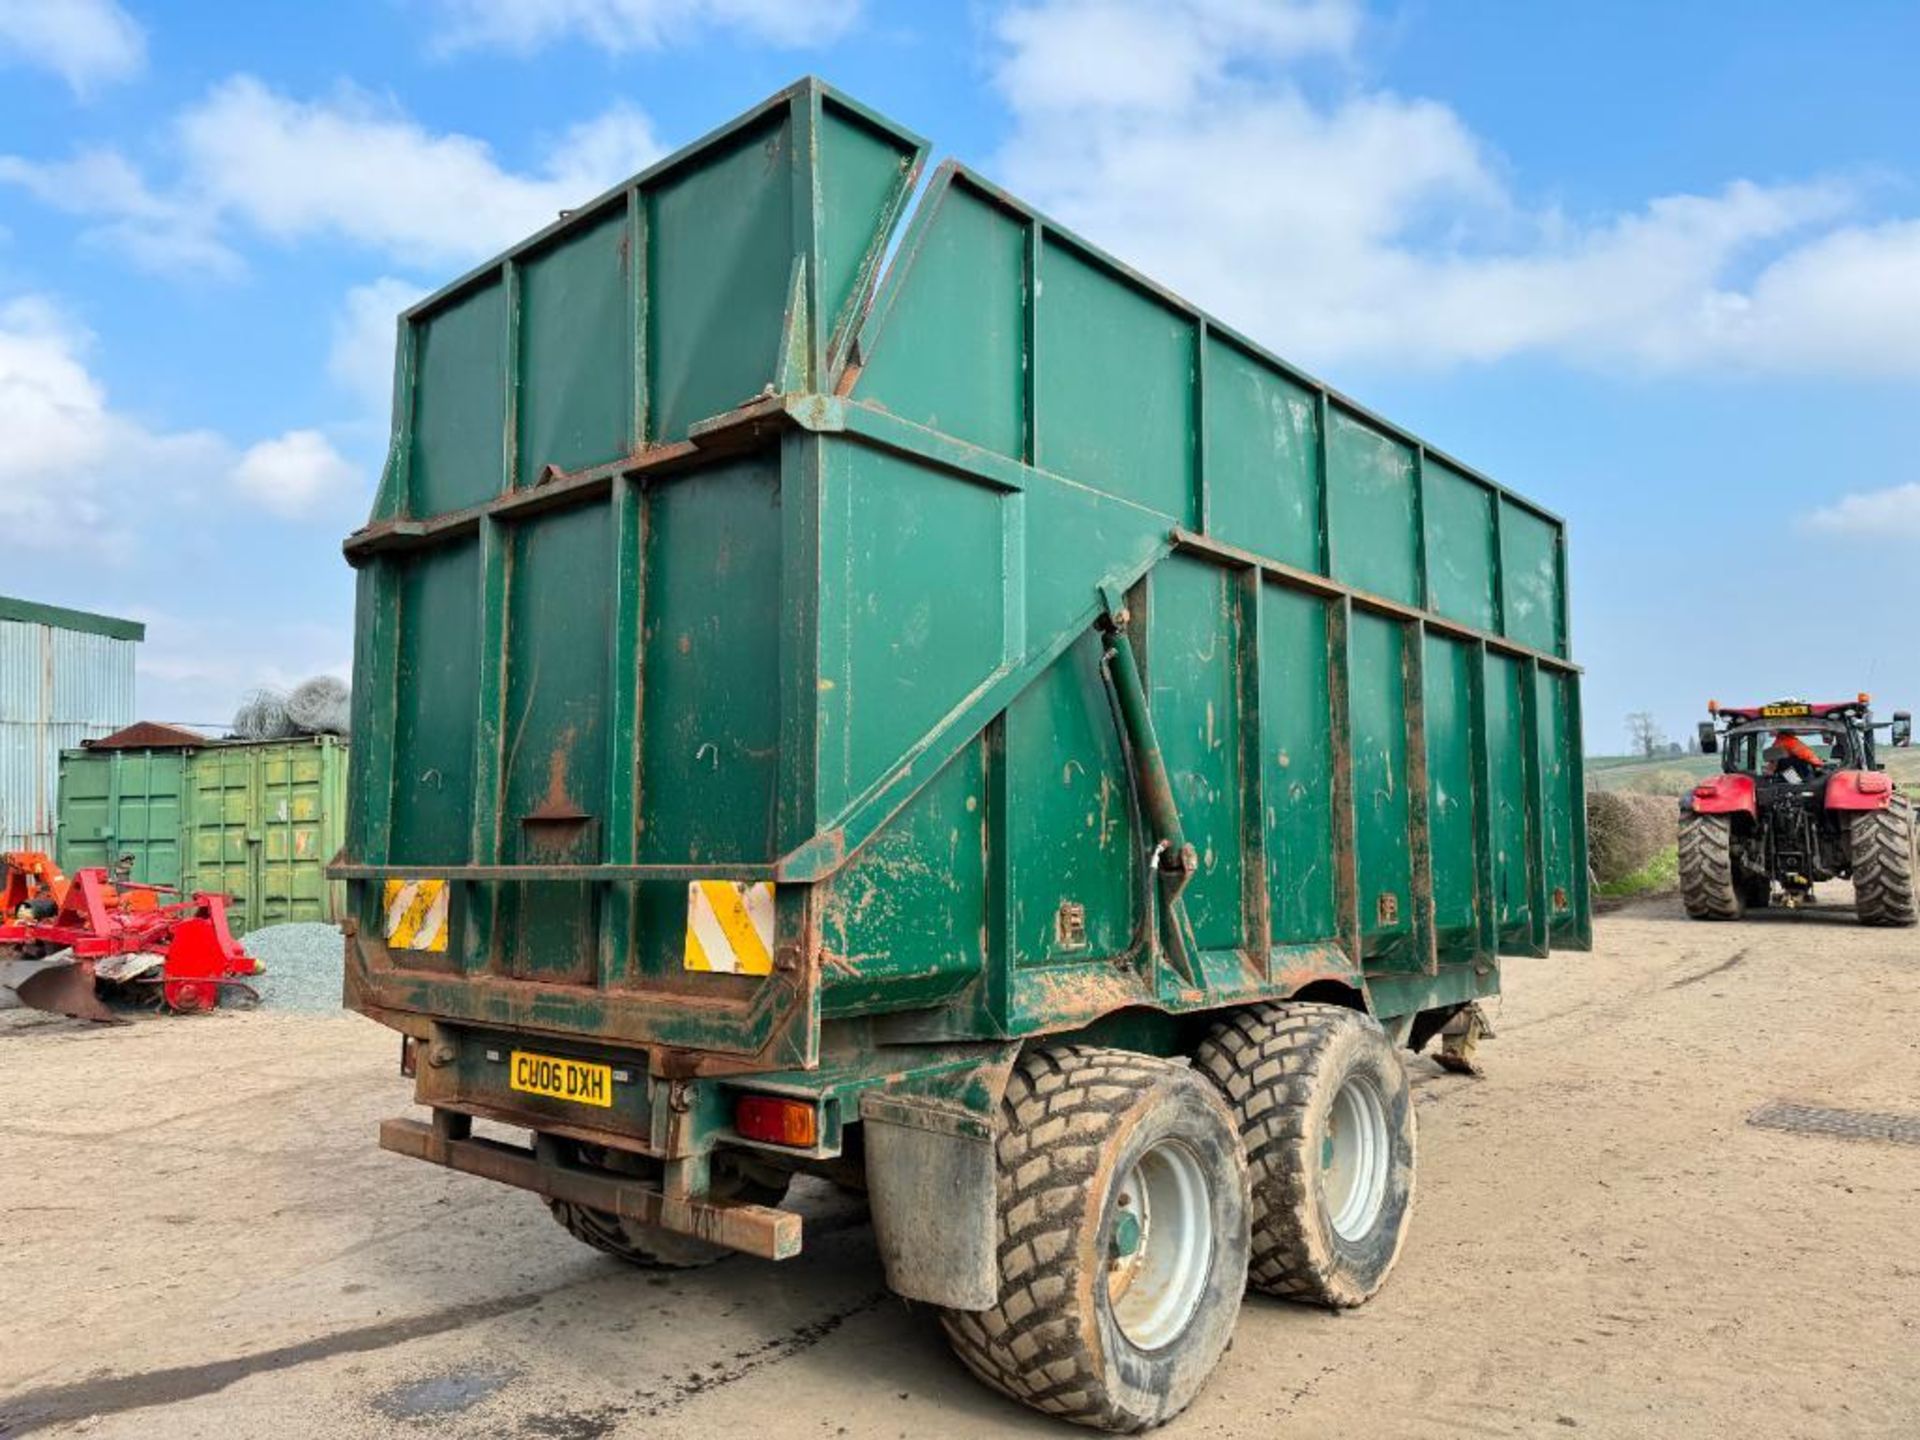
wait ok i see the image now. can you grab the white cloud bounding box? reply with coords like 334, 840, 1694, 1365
0, 295, 224, 535
0, 78, 666, 279
1802, 483, 1920, 540
175, 78, 664, 265
426, 0, 863, 53
989, 0, 1920, 378
995, 0, 1358, 113
0, 0, 144, 94
230, 430, 363, 518
330, 277, 427, 413
0, 148, 242, 278
0, 293, 366, 537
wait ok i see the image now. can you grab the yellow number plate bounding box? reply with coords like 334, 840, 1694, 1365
508, 1051, 613, 1108
1762, 704, 1811, 718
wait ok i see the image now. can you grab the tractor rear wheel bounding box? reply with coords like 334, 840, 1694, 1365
1852, 794, 1918, 927
1678, 811, 1743, 921
1194, 1003, 1416, 1307
938, 1046, 1250, 1433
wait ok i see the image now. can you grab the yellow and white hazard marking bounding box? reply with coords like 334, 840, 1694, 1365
383, 878, 449, 952
683, 880, 774, 976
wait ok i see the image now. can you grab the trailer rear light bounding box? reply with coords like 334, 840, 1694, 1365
734, 1095, 818, 1147
400, 1036, 417, 1077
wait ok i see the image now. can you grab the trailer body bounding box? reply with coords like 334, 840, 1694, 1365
338, 81, 1587, 1314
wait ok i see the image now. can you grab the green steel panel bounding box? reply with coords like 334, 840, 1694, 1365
1007, 633, 1137, 968
55, 748, 186, 889
1422, 634, 1479, 954
1258, 584, 1335, 945
815, 99, 924, 365
498, 503, 613, 981
390, 539, 480, 864
1036, 238, 1193, 518
1536, 666, 1580, 938
1500, 499, 1564, 656
1204, 337, 1321, 571
1328, 410, 1420, 606
817, 446, 1006, 816
410, 283, 506, 517
1424, 458, 1498, 633
517, 207, 632, 488
1016, 474, 1167, 657
852, 181, 1027, 457
647, 116, 793, 440
1484, 651, 1534, 949
1349, 611, 1414, 964
818, 740, 985, 1016
1148, 555, 1243, 951
638, 458, 782, 864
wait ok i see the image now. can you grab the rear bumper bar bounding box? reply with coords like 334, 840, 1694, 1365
379, 1114, 802, 1261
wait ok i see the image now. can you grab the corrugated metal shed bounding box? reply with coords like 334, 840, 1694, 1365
0, 596, 143, 852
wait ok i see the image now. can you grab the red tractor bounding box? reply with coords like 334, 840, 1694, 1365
1680, 696, 1915, 925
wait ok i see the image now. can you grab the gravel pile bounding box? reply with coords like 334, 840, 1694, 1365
243, 923, 347, 1014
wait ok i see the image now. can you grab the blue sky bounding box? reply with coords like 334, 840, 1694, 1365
2, 0, 1917, 748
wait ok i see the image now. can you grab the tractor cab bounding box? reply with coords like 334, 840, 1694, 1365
1719, 717, 1859, 783
1701, 698, 1895, 776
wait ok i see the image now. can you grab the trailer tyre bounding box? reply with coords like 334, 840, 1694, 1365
938, 1046, 1250, 1434
547, 1199, 729, 1269
543, 1142, 789, 1270
1852, 794, 1918, 927
1194, 1002, 1415, 1308
1678, 811, 1743, 921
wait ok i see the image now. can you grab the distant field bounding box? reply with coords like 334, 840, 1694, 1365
1587, 748, 1920, 795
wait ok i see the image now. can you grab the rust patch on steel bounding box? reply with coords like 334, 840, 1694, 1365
521, 729, 595, 857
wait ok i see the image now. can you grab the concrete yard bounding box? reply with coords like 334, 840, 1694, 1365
2, 891, 1916, 1439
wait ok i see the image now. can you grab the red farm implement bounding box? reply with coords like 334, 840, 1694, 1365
0, 852, 261, 1023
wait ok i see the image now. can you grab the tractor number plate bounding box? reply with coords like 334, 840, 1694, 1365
1762, 704, 1811, 718
508, 1051, 613, 1108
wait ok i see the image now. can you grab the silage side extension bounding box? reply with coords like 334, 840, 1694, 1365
335, 80, 1589, 1430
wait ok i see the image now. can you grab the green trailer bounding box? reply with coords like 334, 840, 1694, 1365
338, 80, 1587, 1430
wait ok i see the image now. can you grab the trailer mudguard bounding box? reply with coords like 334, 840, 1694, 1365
1688, 774, 1756, 817
1824, 770, 1896, 810
858, 1043, 1020, 1310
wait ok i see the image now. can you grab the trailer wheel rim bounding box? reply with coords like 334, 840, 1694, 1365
1106, 1137, 1213, 1350
1322, 1072, 1390, 1241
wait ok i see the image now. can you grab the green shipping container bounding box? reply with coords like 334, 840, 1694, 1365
56, 736, 348, 936
338, 81, 1589, 1429
55, 747, 188, 889
184, 736, 349, 934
